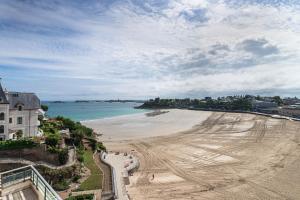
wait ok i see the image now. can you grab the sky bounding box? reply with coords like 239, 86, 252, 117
0, 0, 300, 100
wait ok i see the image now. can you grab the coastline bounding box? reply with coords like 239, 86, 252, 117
80, 111, 150, 123
82, 109, 212, 142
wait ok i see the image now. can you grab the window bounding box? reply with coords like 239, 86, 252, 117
0, 125, 4, 134
0, 113, 4, 120
18, 105, 22, 111
17, 117, 22, 125
9, 118, 12, 123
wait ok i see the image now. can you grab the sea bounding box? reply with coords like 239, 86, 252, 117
42, 101, 147, 121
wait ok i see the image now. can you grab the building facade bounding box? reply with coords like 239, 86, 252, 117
0, 83, 41, 140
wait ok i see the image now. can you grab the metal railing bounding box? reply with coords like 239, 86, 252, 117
0, 165, 62, 200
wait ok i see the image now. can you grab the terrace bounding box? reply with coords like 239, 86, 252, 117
0, 165, 62, 200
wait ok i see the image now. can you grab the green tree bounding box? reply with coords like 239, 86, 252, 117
41, 104, 49, 112
273, 96, 283, 106
56, 116, 77, 131
45, 134, 60, 147
71, 128, 84, 146
58, 148, 69, 165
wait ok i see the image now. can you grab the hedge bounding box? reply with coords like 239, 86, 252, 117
0, 139, 37, 151
66, 194, 94, 200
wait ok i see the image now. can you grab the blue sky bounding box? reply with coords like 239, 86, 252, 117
0, 0, 300, 100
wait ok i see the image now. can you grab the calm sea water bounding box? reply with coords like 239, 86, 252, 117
43, 101, 147, 121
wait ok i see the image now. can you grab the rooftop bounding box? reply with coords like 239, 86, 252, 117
7, 92, 40, 110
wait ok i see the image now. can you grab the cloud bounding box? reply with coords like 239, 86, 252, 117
0, 0, 300, 100
238, 38, 279, 56
208, 44, 230, 55
155, 37, 284, 77
179, 8, 209, 23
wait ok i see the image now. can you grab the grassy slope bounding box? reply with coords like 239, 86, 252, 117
79, 150, 103, 191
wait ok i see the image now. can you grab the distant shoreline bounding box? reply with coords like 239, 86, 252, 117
80, 111, 151, 123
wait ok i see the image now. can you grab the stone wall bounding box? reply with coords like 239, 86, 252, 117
0, 145, 59, 165
0, 163, 25, 172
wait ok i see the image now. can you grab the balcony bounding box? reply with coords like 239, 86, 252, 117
0, 165, 62, 200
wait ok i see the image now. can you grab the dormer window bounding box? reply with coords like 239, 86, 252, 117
15, 103, 24, 111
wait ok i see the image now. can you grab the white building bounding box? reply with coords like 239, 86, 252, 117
0, 82, 42, 140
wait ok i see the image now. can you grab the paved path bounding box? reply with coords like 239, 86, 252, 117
0, 148, 76, 169
101, 152, 139, 200
94, 153, 112, 193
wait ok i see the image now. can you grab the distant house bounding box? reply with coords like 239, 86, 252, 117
0, 82, 42, 140
283, 97, 300, 105
251, 100, 278, 111
278, 105, 300, 118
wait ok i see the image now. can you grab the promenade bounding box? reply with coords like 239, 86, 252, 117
101, 152, 139, 200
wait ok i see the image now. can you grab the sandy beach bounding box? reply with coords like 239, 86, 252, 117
84, 110, 300, 200
82, 109, 212, 141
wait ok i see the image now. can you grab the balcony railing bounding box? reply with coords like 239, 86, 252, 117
0, 165, 62, 200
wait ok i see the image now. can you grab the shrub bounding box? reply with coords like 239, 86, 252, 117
71, 129, 84, 147
77, 154, 84, 163
76, 147, 84, 163
85, 138, 106, 152
78, 126, 93, 137
45, 134, 60, 147
40, 119, 64, 136
16, 130, 23, 139
47, 146, 60, 153
56, 116, 77, 131
58, 148, 69, 165
88, 138, 97, 151
97, 142, 106, 151
37, 165, 80, 190
41, 104, 49, 112
53, 180, 69, 191
0, 139, 37, 151
72, 174, 81, 183
56, 116, 93, 137
65, 194, 94, 200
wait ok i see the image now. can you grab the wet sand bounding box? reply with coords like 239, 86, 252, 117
82, 109, 212, 141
